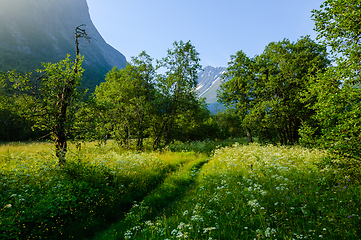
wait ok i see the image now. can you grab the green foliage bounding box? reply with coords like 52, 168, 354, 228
72, 97, 109, 143
170, 99, 217, 142
300, 68, 361, 161
0, 55, 84, 145
299, 0, 361, 163
165, 138, 247, 156
312, 0, 361, 64
0, 85, 43, 141
0, 141, 203, 239
90, 42, 211, 149
33, 56, 84, 133
95, 51, 156, 149
1, 55, 85, 164
218, 36, 329, 144
152, 40, 203, 147
212, 108, 245, 139
97, 143, 361, 240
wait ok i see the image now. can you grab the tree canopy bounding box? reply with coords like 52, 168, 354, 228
94, 51, 156, 149
218, 36, 330, 144
0, 25, 88, 165
299, 0, 361, 161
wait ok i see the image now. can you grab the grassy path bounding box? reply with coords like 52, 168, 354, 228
0, 142, 207, 240
92, 156, 209, 240
2, 141, 360, 239
95, 143, 361, 240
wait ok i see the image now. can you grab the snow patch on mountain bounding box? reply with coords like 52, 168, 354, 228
197, 66, 227, 103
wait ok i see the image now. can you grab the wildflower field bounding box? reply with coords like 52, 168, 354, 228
1, 141, 360, 239
0, 141, 207, 239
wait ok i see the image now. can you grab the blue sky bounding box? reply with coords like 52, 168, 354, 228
86, 0, 325, 68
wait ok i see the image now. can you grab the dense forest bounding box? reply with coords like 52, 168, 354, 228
1, 0, 360, 166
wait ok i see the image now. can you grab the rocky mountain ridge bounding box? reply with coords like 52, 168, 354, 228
196, 66, 227, 113
197, 66, 227, 104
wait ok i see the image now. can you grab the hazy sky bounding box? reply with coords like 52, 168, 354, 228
86, 0, 325, 67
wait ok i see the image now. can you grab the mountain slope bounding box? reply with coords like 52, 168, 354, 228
196, 66, 227, 114
197, 66, 226, 104
0, 0, 127, 89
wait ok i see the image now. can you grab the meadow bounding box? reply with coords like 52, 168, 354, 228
1, 141, 360, 239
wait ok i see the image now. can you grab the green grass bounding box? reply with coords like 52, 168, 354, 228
0, 141, 206, 239
165, 138, 248, 155
98, 143, 361, 240
1, 141, 360, 239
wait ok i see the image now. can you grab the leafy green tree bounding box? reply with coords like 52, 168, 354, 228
152, 40, 202, 148
299, 68, 361, 161
312, 0, 361, 70
219, 36, 329, 144
0, 25, 89, 165
1, 56, 84, 164
218, 50, 255, 143
212, 108, 244, 140
95, 51, 156, 149
171, 98, 215, 142
299, 0, 361, 161
0, 82, 37, 141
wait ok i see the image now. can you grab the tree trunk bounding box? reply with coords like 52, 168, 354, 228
55, 132, 67, 166
246, 126, 253, 143
54, 96, 68, 165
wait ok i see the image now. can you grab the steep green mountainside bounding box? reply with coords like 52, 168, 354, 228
0, 0, 127, 90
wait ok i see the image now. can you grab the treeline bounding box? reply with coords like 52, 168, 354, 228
218, 0, 361, 163
73, 41, 228, 149
1, 0, 361, 165
0, 40, 244, 155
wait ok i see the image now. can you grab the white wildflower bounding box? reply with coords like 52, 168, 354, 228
203, 227, 216, 234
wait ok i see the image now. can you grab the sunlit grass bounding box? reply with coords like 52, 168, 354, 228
0, 141, 205, 239
165, 137, 248, 155
1, 141, 360, 239
116, 143, 361, 240
93, 154, 209, 240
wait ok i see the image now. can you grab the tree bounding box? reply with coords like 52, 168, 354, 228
299, 0, 361, 161
1, 56, 84, 165
218, 36, 329, 144
152, 40, 202, 148
95, 51, 156, 149
170, 98, 214, 142
312, 0, 361, 71
218, 50, 256, 143
0, 25, 89, 165
299, 68, 361, 161
0, 81, 40, 141
212, 108, 245, 140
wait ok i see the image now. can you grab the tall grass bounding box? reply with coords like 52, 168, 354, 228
2, 141, 360, 239
117, 143, 361, 239
93, 154, 209, 240
0, 141, 206, 239
165, 138, 248, 155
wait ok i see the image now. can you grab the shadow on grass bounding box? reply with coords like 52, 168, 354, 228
92, 157, 209, 240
